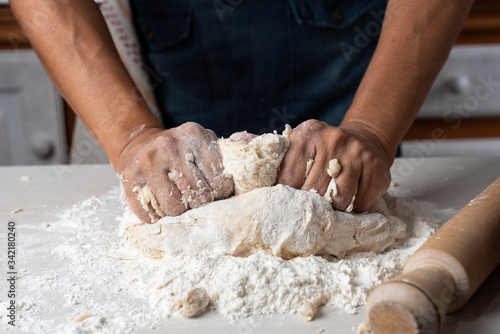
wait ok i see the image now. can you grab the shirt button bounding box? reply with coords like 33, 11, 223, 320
147, 30, 154, 41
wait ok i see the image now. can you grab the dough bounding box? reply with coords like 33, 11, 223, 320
122, 185, 405, 259
324, 159, 341, 203
132, 185, 165, 222
217, 130, 290, 195
122, 129, 406, 259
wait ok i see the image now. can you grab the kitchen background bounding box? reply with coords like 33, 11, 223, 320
0, 0, 499, 166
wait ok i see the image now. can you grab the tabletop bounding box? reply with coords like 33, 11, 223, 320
1, 157, 499, 333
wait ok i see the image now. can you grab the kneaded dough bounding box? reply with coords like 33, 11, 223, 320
121, 185, 405, 259
122, 129, 406, 259
218, 131, 290, 195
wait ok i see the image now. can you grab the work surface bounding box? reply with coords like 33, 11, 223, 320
1, 157, 499, 333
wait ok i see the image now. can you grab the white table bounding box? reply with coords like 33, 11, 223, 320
1, 158, 499, 333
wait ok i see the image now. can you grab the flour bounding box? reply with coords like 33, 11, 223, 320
1, 132, 449, 333
119, 191, 436, 320
122, 188, 442, 321
1, 185, 448, 333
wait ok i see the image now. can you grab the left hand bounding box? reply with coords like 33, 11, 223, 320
277, 119, 393, 212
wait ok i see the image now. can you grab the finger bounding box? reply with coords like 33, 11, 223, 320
332, 165, 361, 211
120, 168, 155, 224
193, 132, 234, 200
277, 132, 315, 189
301, 154, 331, 196
174, 159, 215, 209
146, 167, 188, 217
354, 168, 391, 212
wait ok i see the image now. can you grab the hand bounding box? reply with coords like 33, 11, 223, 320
115, 122, 234, 223
277, 120, 392, 212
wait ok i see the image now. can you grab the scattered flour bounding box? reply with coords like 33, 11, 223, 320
1, 185, 448, 333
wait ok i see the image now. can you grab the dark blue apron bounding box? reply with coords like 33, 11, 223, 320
130, 0, 387, 138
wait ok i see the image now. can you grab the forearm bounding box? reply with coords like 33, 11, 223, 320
10, 0, 162, 166
342, 0, 473, 160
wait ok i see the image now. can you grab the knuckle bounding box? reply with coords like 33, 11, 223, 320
153, 134, 175, 149
352, 139, 366, 154
297, 119, 326, 134
130, 201, 152, 224
182, 122, 204, 135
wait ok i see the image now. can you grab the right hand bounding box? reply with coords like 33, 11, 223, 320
115, 122, 234, 223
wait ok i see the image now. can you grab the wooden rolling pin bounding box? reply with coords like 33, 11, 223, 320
367, 178, 500, 334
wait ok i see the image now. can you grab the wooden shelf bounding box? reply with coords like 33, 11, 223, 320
0, 6, 30, 50
456, 0, 500, 44
404, 117, 500, 141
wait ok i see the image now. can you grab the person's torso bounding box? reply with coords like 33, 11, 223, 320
130, 0, 387, 137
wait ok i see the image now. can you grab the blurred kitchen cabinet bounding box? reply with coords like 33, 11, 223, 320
0, 50, 66, 165
405, 0, 500, 142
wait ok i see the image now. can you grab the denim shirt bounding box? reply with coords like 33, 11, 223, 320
130, 0, 387, 137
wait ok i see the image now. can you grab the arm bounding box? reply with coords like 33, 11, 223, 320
278, 0, 473, 212
11, 0, 233, 222
10, 0, 159, 164
342, 0, 474, 159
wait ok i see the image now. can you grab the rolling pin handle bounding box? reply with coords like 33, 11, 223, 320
367, 264, 455, 334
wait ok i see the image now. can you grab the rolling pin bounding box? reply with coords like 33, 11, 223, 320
366, 178, 500, 334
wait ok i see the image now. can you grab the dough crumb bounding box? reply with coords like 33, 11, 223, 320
129, 124, 146, 139
168, 169, 179, 182
324, 159, 341, 203
11, 208, 23, 215
185, 152, 195, 163
356, 322, 372, 334
346, 195, 356, 213
282, 124, 292, 138
305, 159, 314, 178
69, 310, 92, 323
299, 301, 317, 321
133, 185, 165, 222
181, 196, 189, 209
174, 287, 209, 318
20, 175, 31, 182
327, 159, 341, 178
390, 181, 397, 188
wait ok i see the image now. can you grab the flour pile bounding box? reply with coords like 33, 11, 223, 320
117, 191, 442, 320
0, 186, 447, 333
118, 131, 444, 322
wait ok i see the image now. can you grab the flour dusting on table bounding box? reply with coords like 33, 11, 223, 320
0, 185, 449, 333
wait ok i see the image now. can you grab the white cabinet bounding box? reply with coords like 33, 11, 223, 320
418, 45, 500, 119
0, 50, 66, 165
